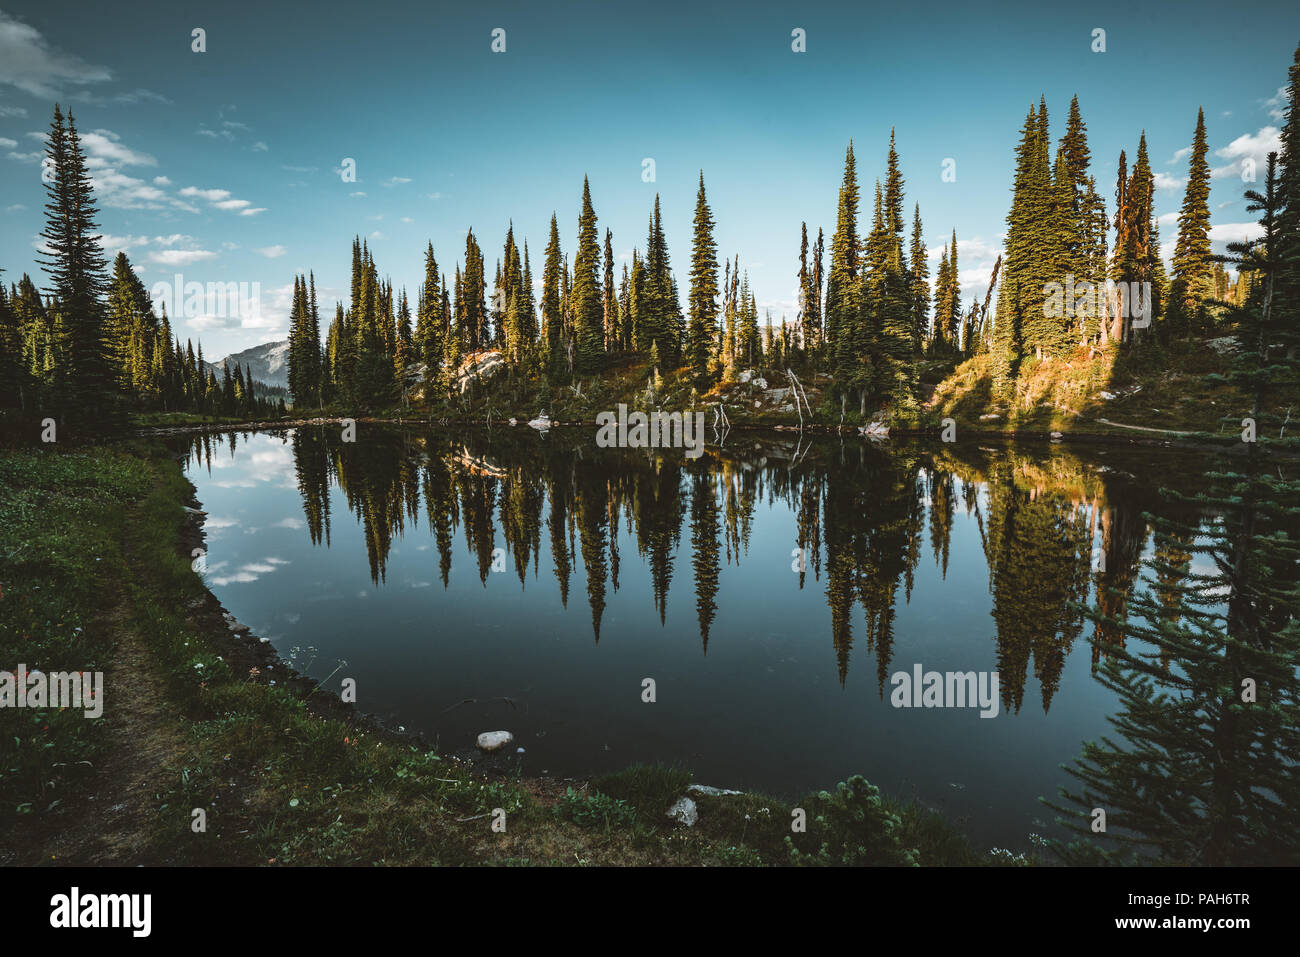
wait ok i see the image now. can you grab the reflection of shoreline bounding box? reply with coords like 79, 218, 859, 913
143, 415, 1289, 460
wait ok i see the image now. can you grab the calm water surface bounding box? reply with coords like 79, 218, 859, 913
180, 425, 1214, 851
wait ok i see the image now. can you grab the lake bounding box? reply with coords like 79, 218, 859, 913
180, 424, 1215, 852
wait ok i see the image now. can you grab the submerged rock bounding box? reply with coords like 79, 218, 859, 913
666, 796, 698, 826
476, 730, 514, 751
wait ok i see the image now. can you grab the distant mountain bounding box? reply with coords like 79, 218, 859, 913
205, 339, 291, 393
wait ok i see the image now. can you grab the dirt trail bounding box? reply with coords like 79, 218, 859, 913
10, 490, 189, 866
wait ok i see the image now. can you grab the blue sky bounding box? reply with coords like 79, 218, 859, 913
0, 0, 1296, 360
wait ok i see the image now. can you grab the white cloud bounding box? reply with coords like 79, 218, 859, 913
148, 248, 217, 266
88, 167, 172, 209
0, 104, 27, 117
1153, 171, 1185, 191
153, 175, 171, 186
258, 245, 286, 258
96, 233, 153, 254
0, 136, 14, 148
82, 128, 156, 166
251, 141, 268, 152
180, 186, 231, 202
383, 176, 411, 186
180, 185, 265, 215
1212, 126, 1282, 180
106, 88, 170, 106
1263, 86, 1288, 122
0, 10, 112, 98
1209, 222, 1265, 244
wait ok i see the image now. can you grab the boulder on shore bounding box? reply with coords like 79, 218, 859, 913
476, 730, 514, 751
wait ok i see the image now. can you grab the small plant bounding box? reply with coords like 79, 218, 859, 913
554, 787, 636, 832
786, 775, 920, 867
713, 844, 764, 866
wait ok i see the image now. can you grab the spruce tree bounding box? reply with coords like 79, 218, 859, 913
908, 205, 929, 356
414, 243, 443, 372
686, 171, 720, 378
571, 177, 605, 373
1170, 108, 1214, 334
825, 142, 860, 367
602, 229, 618, 353
542, 214, 564, 373
36, 105, 118, 428
994, 105, 1052, 385
1271, 42, 1300, 354
642, 195, 679, 365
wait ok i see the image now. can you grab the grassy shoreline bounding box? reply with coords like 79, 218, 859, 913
0, 440, 993, 866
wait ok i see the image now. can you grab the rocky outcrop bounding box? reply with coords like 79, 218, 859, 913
452, 351, 506, 394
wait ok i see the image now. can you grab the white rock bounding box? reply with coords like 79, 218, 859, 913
753, 377, 767, 390
979, 413, 1002, 421
528, 412, 552, 431
508, 417, 518, 426
666, 796, 698, 826
476, 730, 514, 751
738, 369, 754, 384
1100, 390, 1116, 400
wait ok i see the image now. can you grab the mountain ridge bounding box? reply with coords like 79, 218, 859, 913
204, 339, 291, 393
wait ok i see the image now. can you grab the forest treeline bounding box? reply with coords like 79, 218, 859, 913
0, 45, 1296, 434
272, 43, 1299, 421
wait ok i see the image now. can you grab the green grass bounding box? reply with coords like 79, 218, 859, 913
0, 447, 154, 817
